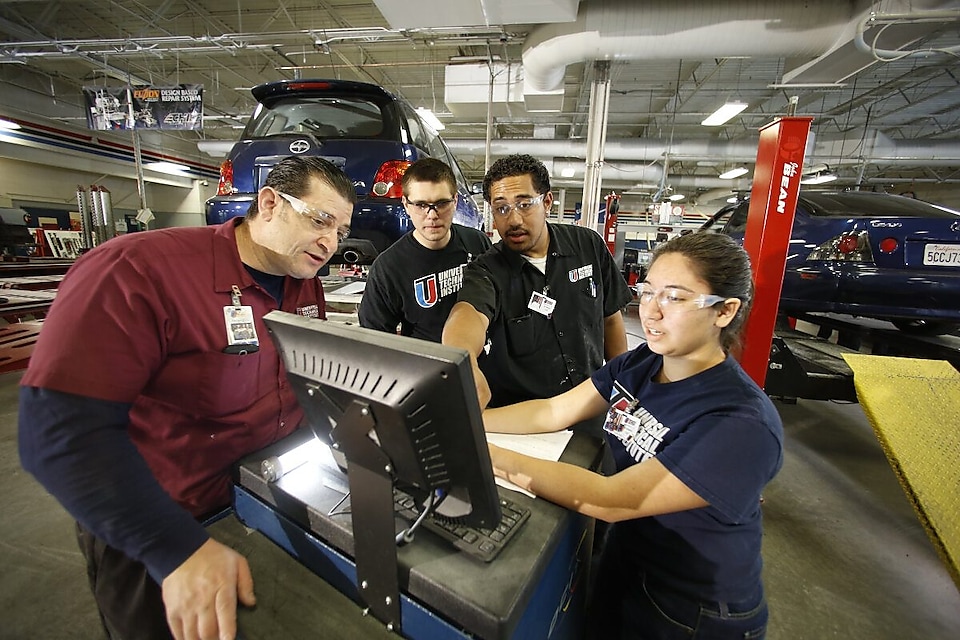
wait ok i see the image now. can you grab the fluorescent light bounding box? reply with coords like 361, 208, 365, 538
0, 118, 21, 130
800, 172, 838, 185
416, 107, 445, 131
726, 197, 739, 203
560, 167, 576, 178
669, 194, 685, 201
719, 167, 749, 179
145, 161, 190, 175
701, 101, 748, 126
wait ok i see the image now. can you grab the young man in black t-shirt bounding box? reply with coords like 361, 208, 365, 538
359, 158, 491, 342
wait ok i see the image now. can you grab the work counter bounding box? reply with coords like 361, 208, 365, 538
229, 427, 604, 639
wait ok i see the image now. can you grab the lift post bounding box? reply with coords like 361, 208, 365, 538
738, 116, 812, 389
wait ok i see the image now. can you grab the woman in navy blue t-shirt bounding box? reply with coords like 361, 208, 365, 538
485, 232, 783, 639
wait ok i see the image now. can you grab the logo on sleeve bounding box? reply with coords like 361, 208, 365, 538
296, 304, 320, 318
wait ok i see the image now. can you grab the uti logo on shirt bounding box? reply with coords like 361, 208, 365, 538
414, 265, 467, 308
414, 275, 440, 308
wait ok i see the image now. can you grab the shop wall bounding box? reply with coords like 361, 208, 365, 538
0, 156, 212, 228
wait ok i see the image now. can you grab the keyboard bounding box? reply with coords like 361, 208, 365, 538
393, 490, 530, 562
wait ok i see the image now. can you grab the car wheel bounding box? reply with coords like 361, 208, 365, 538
891, 319, 960, 337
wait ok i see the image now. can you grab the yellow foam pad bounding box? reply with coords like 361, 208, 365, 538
842, 354, 960, 590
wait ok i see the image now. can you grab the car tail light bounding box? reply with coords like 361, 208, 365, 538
879, 237, 899, 254
806, 231, 875, 262
371, 160, 412, 198
217, 160, 235, 195
837, 234, 860, 254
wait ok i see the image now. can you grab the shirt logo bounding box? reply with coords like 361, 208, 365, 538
568, 264, 594, 283
414, 275, 439, 308
413, 264, 467, 309
604, 381, 669, 463
297, 304, 320, 318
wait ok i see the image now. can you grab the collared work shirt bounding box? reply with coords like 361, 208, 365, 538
22, 219, 325, 517
457, 222, 632, 407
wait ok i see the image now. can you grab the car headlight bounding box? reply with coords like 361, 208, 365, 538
806, 231, 875, 263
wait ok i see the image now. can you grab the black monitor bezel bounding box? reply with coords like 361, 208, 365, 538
263, 310, 501, 530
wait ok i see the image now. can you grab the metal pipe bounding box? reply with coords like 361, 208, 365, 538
75, 185, 93, 250
581, 61, 611, 230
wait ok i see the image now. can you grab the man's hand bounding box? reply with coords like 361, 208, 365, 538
162, 538, 256, 640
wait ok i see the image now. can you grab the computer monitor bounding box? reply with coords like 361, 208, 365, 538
262, 310, 502, 628
263, 309, 500, 527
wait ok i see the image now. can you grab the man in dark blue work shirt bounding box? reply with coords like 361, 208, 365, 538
442, 154, 633, 411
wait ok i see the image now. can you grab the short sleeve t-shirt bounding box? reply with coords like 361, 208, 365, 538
359, 224, 491, 342
591, 345, 784, 601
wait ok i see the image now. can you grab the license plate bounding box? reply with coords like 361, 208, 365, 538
923, 243, 960, 266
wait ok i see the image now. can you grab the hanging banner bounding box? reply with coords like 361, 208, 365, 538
82, 84, 203, 131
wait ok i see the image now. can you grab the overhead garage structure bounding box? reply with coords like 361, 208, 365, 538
0, 0, 959, 210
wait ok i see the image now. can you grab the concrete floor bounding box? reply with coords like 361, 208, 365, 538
2, 333, 959, 637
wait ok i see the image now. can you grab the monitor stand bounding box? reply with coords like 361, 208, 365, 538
329, 397, 402, 631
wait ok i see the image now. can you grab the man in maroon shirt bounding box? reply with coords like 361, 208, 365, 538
19, 156, 355, 640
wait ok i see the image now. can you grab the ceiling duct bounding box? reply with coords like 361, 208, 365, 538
447, 137, 774, 164
446, 133, 960, 173
521, 0, 857, 97
445, 63, 526, 120
520, 0, 958, 113
373, 0, 580, 29
550, 158, 663, 184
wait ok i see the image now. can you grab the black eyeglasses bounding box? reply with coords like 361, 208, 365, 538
403, 197, 456, 215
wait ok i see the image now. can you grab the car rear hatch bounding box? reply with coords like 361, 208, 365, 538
231, 80, 408, 200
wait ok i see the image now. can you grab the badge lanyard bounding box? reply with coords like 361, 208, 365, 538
223, 284, 260, 354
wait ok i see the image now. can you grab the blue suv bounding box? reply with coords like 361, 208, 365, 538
205, 79, 484, 264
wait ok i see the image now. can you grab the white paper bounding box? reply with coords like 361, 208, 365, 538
487, 430, 573, 498
331, 280, 366, 295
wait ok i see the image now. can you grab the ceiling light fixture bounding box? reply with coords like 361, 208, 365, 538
0, 118, 21, 130
701, 101, 748, 126
718, 167, 749, 179
800, 172, 838, 185
416, 107, 445, 131
726, 196, 739, 204
668, 194, 685, 201
800, 166, 838, 185
145, 161, 190, 175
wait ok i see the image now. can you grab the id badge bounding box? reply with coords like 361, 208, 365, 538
224, 305, 260, 346
527, 291, 557, 317
603, 406, 641, 442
